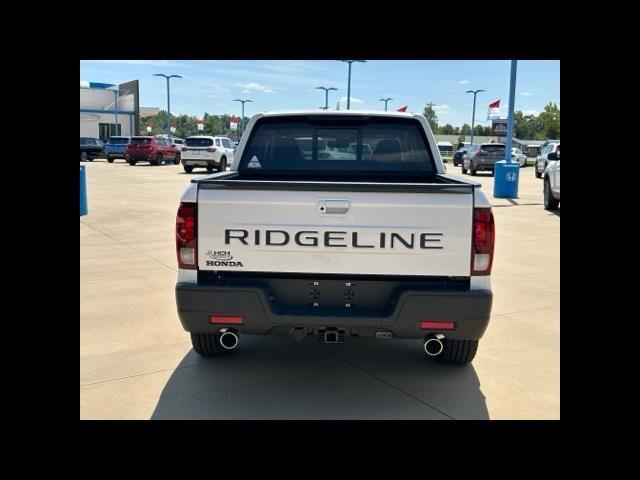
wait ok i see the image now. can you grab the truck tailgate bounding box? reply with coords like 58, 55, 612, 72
196, 183, 473, 277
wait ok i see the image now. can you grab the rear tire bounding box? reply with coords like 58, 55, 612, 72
107, 155, 114, 163
183, 165, 194, 173
80, 151, 88, 162
206, 165, 214, 173
173, 153, 180, 165
128, 159, 137, 166
535, 163, 542, 178
154, 153, 163, 166
435, 339, 478, 365
544, 178, 559, 210
461, 164, 467, 174
190, 332, 232, 357
470, 163, 477, 176
218, 157, 227, 172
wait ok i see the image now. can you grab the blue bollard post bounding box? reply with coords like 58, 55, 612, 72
80, 165, 88, 216
494, 59, 519, 199
493, 160, 520, 197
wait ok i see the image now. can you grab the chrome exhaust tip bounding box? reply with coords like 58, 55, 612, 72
219, 329, 239, 350
423, 335, 444, 356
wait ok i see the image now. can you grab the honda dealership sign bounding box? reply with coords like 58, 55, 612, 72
491, 119, 516, 136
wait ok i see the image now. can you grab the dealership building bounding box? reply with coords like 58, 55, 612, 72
80, 80, 158, 140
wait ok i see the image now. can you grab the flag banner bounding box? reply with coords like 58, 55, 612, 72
197, 119, 204, 131
230, 116, 238, 130
397, 105, 408, 112
146, 124, 152, 133
170, 125, 176, 133
487, 100, 501, 120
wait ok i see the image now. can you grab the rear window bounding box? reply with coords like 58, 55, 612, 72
186, 138, 214, 147
131, 137, 152, 145
438, 145, 453, 153
108, 137, 129, 145
481, 144, 505, 152
239, 116, 435, 176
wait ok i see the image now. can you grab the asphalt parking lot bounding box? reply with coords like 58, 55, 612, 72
80, 158, 559, 420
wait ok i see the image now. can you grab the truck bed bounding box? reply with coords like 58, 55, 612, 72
192, 170, 480, 278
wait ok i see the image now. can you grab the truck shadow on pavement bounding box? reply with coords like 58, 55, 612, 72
151, 335, 489, 420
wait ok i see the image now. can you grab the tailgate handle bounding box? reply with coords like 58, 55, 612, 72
318, 199, 350, 214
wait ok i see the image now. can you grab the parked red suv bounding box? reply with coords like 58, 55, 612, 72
125, 136, 180, 166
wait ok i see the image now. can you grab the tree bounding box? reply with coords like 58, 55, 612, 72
538, 102, 560, 139
454, 127, 460, 135
423, 104, 438, 132
440, 124, 455, 135
460, 123, 471, 135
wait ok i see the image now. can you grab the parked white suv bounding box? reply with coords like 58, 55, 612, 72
511, 147, 527, 167
535, 142, 560, 178
543, 147, 560, 210
181, 135, 235, 173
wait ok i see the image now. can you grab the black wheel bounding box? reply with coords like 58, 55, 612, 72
173, 153, 181, 165
183, 165, 193, 173
80, 151, 88, 162
206, 165, 214, 173
106, 155, 114, 163
470, 163, 477, 176
544, 178, 559, 210
535, 163, 542, 178
218, 157, 227, 172
190, 332, 232, 357
434, 339, 478, 365
128, 159, 137, 166
461, 163, 467, 174
154, 153, 164, 166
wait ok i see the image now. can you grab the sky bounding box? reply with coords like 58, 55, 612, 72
80, 60, 560, 127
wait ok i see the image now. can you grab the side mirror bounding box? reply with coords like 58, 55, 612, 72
548, 152, 558, 160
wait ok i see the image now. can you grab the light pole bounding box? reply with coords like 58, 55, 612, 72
465, 89, 485, 148
233, 99, 253, 138
316, 86, 337, 110
379, 97, 393, 111
154, 73, 182, 139
340, 60, 366, 109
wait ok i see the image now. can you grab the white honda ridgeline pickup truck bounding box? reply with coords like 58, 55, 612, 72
175, 110, 495, 365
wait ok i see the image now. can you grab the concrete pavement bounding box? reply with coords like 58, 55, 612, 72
80, 159, 559, 419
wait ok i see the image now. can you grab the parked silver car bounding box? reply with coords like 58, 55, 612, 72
461, 143, 506, 176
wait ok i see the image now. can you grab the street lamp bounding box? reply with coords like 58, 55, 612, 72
153, 74, 182, 139
233, 99, 253, 138
316, 86, 337, 110
465, 89, 485, 148
379, 97, 393, 111
340, 60, 367, 110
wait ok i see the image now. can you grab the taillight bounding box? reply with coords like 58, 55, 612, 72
176, 202, 197, 269
471, 207, 495, 275
207, 147, 217, 152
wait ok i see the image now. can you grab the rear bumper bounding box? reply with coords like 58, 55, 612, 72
126, 153, 153, 161
182, 157, 219, 167
175, 280, 492, 340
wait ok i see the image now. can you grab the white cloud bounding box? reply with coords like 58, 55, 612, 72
458, 80, 469, 84
238, 82, 275, 93
521, 91, 533, 96
433, 104, 451, 113
339, 96, 364, 104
